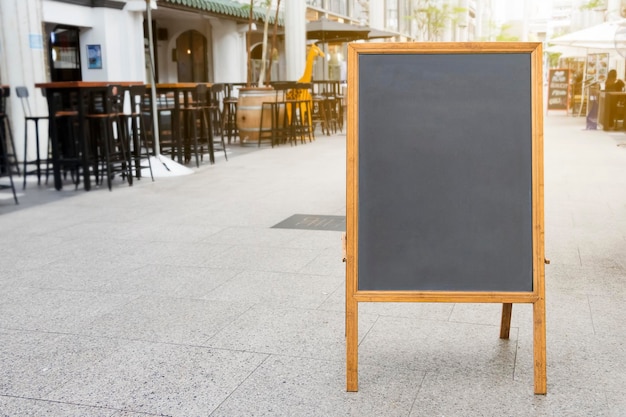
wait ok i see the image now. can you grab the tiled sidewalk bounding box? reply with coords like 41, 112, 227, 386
1, 117, 625, 416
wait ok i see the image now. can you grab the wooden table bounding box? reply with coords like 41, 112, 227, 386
149, 83, 212, 165
35, 81, 143, 190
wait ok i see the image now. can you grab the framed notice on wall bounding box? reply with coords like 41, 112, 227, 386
87, 44, 102, 69
345, 42, 547, 395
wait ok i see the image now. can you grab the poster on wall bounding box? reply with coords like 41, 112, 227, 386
586, 53, 609, 84
87, 44, 102, 69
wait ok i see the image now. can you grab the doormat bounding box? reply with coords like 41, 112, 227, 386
272, 214, 346, 231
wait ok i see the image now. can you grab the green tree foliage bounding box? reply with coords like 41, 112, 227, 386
412, 0, 466, 41
495, 23, 519, 42
241, 0, 279, 86
579, 0, 607, 11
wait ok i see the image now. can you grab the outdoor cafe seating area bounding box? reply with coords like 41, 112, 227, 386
0, 80, 344, 205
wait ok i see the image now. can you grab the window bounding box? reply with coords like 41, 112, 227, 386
48, 26, 82, 82
328, 0, 347, 15
386, 0, 399, 31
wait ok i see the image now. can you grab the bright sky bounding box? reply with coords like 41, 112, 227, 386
492, 2, 525, 24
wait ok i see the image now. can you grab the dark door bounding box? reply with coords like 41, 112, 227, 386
48, 26, 82, 82
176, 30, 207, 82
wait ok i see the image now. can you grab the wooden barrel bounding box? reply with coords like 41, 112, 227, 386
236, 87, 275, 143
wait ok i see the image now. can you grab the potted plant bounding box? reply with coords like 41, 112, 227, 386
236, 0, 281, 144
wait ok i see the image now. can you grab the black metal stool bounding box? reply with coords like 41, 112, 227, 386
222, 96, 238, 144
125, 85, 154, 181
0, 124, 18, 204
86, 85, 133, 191
16, 86, 52, 189
0, 86, 20, 176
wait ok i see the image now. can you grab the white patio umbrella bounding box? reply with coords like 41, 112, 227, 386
549, 19, 626, 50
548, 21, 626, 117
545, 44, 609, 58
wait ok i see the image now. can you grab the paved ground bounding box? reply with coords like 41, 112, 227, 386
0, 116, 625, 416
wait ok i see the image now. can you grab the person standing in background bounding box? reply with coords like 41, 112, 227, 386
603, 69, 625, 130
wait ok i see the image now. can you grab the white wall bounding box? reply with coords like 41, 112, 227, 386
1, 0, 49, 162
43, 2, 145, 82
369, 0, 385, 30
42, 0, 95, 27
211, 19, 246, 83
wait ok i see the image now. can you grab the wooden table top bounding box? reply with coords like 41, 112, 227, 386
35, 81, 144, 88
150, 83, 212, 89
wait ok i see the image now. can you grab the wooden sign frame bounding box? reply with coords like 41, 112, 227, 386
345, 42, 546, 394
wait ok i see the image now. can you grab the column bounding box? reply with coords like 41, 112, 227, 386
0, 0, 48, 162
285, 0, 306, 81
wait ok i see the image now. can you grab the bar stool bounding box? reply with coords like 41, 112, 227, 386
15, 86, 52, 189
125, 85, 154, 181
261, 82, 294, 147
208, 83, 225, 137
286, 83, 314, 145
179, 84, 211, 167
154, 91, 180, 163
207, 84, 228, 160
0, 123, 18, 204
50, 91, 82, 189
86, 85, 133, 191
0, 86, 20, 176
323, 93, 340, 134
222, 96, 238, 144
311, 94, 330, 136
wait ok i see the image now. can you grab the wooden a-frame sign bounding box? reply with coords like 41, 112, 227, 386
345, 42, 547, 394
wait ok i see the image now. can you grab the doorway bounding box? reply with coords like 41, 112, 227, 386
176, 30, 207, 82
47, 25, 82, 82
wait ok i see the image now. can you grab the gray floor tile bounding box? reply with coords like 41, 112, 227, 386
411, 373, 545, 417
411, 371, 611, 417
85, 295, 253, 344
208, 305, 377, 361
121, 264, 241, 298
448, 302, 533, 328
358, 315, 519, 376
44, 341, 268, 416
0, 289, 136, 333
211, 356, 423, 417
0, 395, 116, 417
202, 244, 322, 273
297, 246, 346, 276
606, 390, 626, 417
0, 331, 122, 398
201, 226, 304, 247
203, 269, 343, 309
542, 333, 626, 391
588, 294, 626, 337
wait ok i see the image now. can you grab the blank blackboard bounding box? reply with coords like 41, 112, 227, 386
345, 43, 547, 395
356, 53, 533, 292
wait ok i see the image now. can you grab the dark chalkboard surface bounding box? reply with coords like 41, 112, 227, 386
356, 53, 533, 292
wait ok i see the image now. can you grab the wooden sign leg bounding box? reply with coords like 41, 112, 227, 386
346, 295, 358, 391
533, 297, 547, 394
499, 303, 513, 339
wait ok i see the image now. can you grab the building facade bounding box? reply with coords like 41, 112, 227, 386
4, 0, 613, 164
